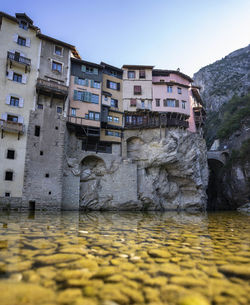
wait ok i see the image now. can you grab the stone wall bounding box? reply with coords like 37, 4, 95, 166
0, 197, 22, 210
62, 127, 208, 211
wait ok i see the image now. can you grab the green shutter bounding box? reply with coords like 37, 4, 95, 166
85, 79, 89, 87
73, 90, 78, 100
74, 76, 78, 84
88, 92, 92, 102
93, 68, 98, 75
81, 65, 86, 72
90, 80, 94, 88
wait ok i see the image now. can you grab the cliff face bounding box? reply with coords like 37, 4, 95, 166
194, 44, 250, 112
64, 129, 208, 211
194, 45, 250, 210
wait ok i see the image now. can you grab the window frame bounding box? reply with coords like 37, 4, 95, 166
139, 70, 146, 79
10, 96, 19, 107
54, 45, 63, 56
17, 36, 26, 46
178, 87, 182, 94
7, 149, 15, 160
110, 99, 118, 108
71, 108, 76, 117
5, 171, 13, 181
128, 71, 135, 79
52, 60, 63, 73
13, 73, 22, 83
156, 99, 160, 107
167, 86, 173, 93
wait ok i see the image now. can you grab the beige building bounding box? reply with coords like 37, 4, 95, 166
122, 65, 154, 112
0, 12, 40, 202
100, 62, 123, 143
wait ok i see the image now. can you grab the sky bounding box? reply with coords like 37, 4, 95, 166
1, 0, 250, 76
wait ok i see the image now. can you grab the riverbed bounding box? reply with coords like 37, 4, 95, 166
0, 211, 249, 305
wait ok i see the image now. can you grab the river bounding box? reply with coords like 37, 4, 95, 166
0, 211, 249, 305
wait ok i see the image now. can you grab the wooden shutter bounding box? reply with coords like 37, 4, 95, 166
81, 65, 86, 72
74, 76, 78, 84
175, 100, 179, 107
6, 95, 11, 105
90, 80, 94, 88
13, 34, 18, 42
7, 71, 13, 80
26, 38, 31, 47
85, 79, 89, 87
117, 83, 120, 91
18, 116, 24, 124
21, 75, 27, 84
19, 98, 24, 107
107, 80, 110, 88
93, 68, 98, 75
73, 90, 78, 100
1, 113, 7, 121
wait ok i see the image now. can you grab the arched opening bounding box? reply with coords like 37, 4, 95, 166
207, 158, 227, 210
127, 136, 144, 160
79, 155, 106, 208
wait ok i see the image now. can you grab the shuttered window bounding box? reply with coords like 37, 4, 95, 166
130, 99, 137, 107
139, 70, 145, 78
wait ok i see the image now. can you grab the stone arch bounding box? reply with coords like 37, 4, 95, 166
126, 136, 144, 159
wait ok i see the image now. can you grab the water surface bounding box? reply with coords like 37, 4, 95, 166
0, 211, 249, 305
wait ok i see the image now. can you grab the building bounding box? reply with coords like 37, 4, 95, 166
22, 33, 80, 210
0, 12, 40, 204
188, 85, 206, 132
100, 62, 123, 146
152, 69, 191, 129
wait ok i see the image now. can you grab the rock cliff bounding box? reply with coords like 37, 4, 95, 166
65, 129, 208, 211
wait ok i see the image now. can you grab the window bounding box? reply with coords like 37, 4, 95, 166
178, 87, 182, 94
17, 36, 26, 46
108, 116, 113, 122
81, 65, 99, 75
113, 117, 119, 123
111, 99, 118, 108
7, 150, 15, 159
5, 192, 10, 197
160, 79, 165, 82
45, 173, 49, 178
130, 99, 136, 107
128, 71, 135, 78
94, 113, 100, 121
115, 132, 120, 137
5, 171, 13, 181
52, 61, 62, 73
134, 86, 141, 95
76, 77, 87, 86
107, 80, 120, 90
165, 99, 179, 107
37, 104, 43, 109
105, 130, 113, 136
7, 115, 18, 122
13, 73, 22, 83
40, 151, 43, 156
104, 96, 108, 101
86, 112, 100, 121
89, 112, 94, 120
71, 108, 76, 116
182, 101, 186, 109
35, 125, 40, 137
141, 101, 145, 108
139, 70, 145, 79
10, 97, 19, 107
55, 46, 63, 56
19, 21, 28, 30
91, 94, 99, 104
156, 99, 160, 107
57, 106, 62, 114
93, 81, 100, 89
167, 86, 173, 93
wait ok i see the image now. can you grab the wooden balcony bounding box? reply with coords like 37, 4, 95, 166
36, 78, 68, 97
7, 52, 31, 72
0, 119, 24, 139
67, 115, 100, 138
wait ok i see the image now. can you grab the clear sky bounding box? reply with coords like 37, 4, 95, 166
2, 0, 250, 76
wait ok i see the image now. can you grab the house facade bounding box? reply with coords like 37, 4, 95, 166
0, 12, 40, 203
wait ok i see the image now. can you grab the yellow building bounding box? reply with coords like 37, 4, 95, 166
100, 62, 123, 143
0, 12, 40, 201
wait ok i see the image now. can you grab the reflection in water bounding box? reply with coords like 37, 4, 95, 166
0, 211, 249, 305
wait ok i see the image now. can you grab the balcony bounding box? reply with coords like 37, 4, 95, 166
36, 78, 68, 97
0, 119, 24, 139
7, 52, 31, 72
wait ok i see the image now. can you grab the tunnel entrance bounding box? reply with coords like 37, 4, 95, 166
207, 158, 229, 210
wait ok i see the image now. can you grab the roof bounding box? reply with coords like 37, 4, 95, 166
0, 11, 39, 31
15, 13, 33, 24
153, 69, 193, 82
122, 65, 154, 69
153, 81, 190, 88
71, 58, 103, 69
100, 62, 123, 73
37, 33, 76, 50
191, 87, 204, 106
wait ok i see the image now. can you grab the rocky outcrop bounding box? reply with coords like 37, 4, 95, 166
68, 129, 208, 211
194, 44, 250, 112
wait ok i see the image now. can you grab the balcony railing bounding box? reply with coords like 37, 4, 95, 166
125, 116, 189, 129
36, 78, 68, 96
0, 119, 24, 134
7, 51, 31, 66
